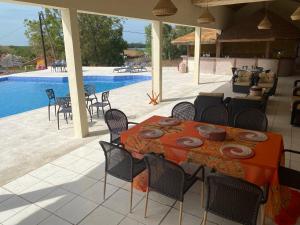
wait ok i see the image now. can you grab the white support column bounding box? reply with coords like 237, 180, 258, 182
151, 20, 162, 102
61, 8, 89, 138
194, 27, 201, 84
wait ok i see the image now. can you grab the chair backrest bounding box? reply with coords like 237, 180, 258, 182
206, 174, 264, 225
171, 102, 196, 121
99, 141, 133, 181
144, 153, 186, 201
56, 97, 71, 109
232, 67, 237, 76
102, 91, 110, 102
104, 109, 128, 143
194, 94, 224, 122
201, 104, 228, 126
46, 89, 55, 100
227, 97, 264, 126
84, 84, 96, 96
234, 108, 268, 131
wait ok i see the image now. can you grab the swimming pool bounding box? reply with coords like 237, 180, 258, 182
0, 75, 151, 118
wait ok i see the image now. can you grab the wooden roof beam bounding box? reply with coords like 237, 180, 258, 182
192, 0, 274, 7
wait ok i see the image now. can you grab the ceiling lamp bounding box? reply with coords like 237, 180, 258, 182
257, 15, 272, 30
197, 3, 215, 24
152, 0, 178, 17
291, 7, 300, 20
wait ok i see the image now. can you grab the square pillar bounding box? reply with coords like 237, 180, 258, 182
194, 27, 201, 84
61, 8, 89, 138
151, 20, 162, 102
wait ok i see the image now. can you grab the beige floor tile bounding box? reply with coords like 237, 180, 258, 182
29, 164, 62, 180
61, 174, 97, 195
80, 181, 118, 204
128, 199, 171, 225
0, 196, 30, 223
103, 188, 144, 215
3, 175, 41, 194
2, 204, 50, 225
0, 188, 13, 204
78, 205, 124, 225
39, 215, 72, 225
43, 168, 78, 186
82, 164, 105, 181
35, 188, 76, 213
103, 175, 128, 188
54, 196, 97, 224
174, 191, 203, 218
19, 181, 57, 203
62, 158, 97, 174
119, 217, 146, 225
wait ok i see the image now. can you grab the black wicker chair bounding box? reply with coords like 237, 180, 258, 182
234, 108, 268, 131
194, 94, 224, 122
279, 149, 300, 190
45, 89, 56, 121
144, 153, 204, 225
202, 174, 269, 225
89, 91, 111, 118
201, 104, 228, 126
99, 141, 146, 213
56, 97, 72, 130
104, 109, 138, 144
227, 97, 266, 126
171, 102, 196, 121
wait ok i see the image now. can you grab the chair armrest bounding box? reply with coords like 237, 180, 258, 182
283, 149, 300, 155
128, 122, 139, 125
294, 80, 300, 88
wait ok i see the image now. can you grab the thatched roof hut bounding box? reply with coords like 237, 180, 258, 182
171, 28, 219, 45
219, 10, 300, 43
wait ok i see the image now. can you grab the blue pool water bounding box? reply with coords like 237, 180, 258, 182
0, 75, 151, 118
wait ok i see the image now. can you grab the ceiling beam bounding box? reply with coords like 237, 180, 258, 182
192, 0, 274, 7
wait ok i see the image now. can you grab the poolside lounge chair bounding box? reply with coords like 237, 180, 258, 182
113, 62, 131, 73
232, 70, 253, 94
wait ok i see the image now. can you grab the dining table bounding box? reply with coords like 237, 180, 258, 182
120, 115, 300, 225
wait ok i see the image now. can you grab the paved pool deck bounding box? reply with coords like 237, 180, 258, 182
0, 67, 299, 225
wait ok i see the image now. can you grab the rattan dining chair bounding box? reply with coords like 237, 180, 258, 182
89, 91, 111, 118
99, 141, 146, 213
144, 153, 204, 225
202, 174, 269, 225
234, 108, 268, 131
279, 149, 300, 191
171, 101, 196, 121
104, 109, 138, 144
45, 89, 56, 121
201, 104, 228, 126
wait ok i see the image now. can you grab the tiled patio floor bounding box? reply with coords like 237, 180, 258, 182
0, 68, 300, 225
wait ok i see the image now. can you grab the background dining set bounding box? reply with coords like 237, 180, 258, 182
45, 84, 111, 129
100, 92, 300, 225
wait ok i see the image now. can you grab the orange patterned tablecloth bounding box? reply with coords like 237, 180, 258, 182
120, 116, 300, 225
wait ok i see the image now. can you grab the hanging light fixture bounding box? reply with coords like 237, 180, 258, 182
291, 7, 300, 20
257, 4, 272, 30
197, 0, 215, 24
152, 0, 178, 17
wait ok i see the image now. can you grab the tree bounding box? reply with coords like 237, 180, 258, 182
78, 14, 127, 66
24, 9, 127, 66
24, 9, 65, 60
145, 24, 194, 60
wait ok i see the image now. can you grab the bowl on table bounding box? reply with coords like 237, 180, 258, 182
196, 125, 226, 141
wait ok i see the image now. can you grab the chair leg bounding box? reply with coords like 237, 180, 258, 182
103, 172, 107, 200
179, 201, 183, 225
97, 107, 99, 118
48, 104, 50, 121
102, 106, 105, 117
201, 181, 205, 208
202, 211, 208, 225
260, 204, 265, 225
54, 104, 57, 116
130, 182, 133, 213
144, 188, 149, 218
57, 113, 60, 130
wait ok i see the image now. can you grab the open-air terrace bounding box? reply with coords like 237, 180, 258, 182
1, 0, 300, 225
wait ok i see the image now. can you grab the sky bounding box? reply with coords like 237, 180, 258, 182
0, 2, 149, 46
